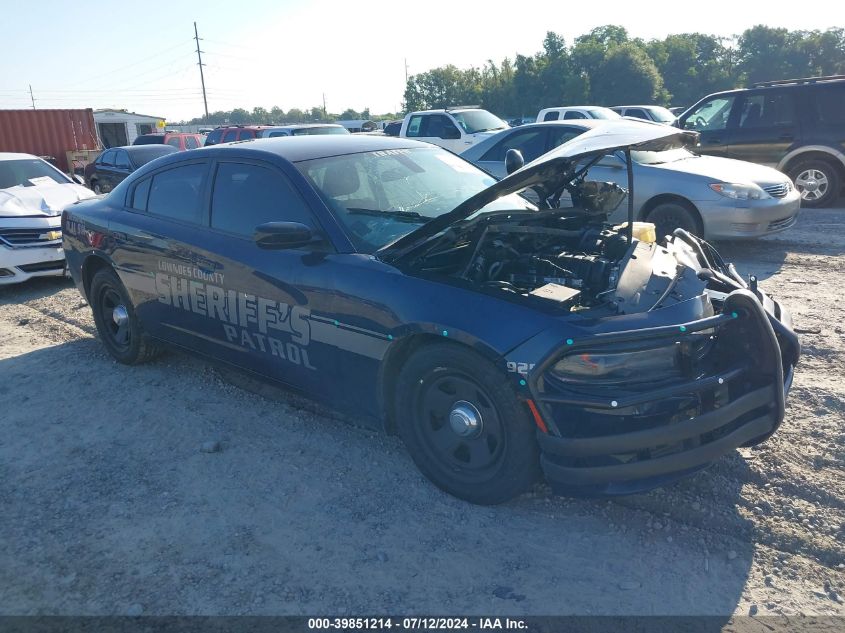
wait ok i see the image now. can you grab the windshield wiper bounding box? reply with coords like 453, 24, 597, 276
346, 208, 431, 223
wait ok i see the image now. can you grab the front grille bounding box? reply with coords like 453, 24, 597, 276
768, 215, 798, 231
0, 227, 61, 248
17, 261, 65, 273
762, 182, 790, 198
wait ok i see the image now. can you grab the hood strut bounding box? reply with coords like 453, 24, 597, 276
624, 149, 634, 245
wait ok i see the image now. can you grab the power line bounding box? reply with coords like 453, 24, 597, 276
28, 84, 35, 109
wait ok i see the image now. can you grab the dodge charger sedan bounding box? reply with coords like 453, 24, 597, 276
63, 123, 799, 503
461, 120, 801, 240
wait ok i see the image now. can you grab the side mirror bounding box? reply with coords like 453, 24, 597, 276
254, 222, 314, 249
597, 154, 625, 169
441, 127, 461, 140
71, 174, 85, 185
505, 148, 524, 174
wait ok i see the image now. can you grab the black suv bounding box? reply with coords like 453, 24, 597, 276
677, 75, 845, 207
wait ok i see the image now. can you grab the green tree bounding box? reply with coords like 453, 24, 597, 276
591, 42, 669, 105
339, 108, 360, 120
648, 33, 735, 107
285, 108, 306, 123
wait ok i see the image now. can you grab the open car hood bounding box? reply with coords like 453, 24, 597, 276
379, 119, 698, 260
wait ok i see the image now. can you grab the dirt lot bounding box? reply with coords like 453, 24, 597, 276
1, 208, 843, 617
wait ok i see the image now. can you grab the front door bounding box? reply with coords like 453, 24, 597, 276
679, 94, 738, 158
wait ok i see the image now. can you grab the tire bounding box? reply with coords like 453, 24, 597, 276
91, 180, 102, 194
646, 201, 703, 242
788, 159, 841, 208
394, 343, 541, 505
90, 267, 160, 364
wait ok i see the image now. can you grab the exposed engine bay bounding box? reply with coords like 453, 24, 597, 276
405, 205, 712, 315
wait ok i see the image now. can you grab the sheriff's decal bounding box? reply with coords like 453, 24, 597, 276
155, 262, 315, 370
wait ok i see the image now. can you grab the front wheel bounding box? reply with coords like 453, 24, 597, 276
90, 267, 160, 364
646, 201, 703, 242
395, 344, 540, 504
789, 160, 841, 208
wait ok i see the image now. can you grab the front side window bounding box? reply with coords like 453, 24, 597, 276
683, 96, 736, 131
564, 111, 587, 120
405, 115, 424, 137
625, 108, 648, 120
297, 147, 534, 253
738, 92, 795, 128
422, 115, 459, 138
480, 128, 548, 163
100, 150, 116, 167
548, 127, 585, 149
210, 163, 315, 237
205, 129, 224, 145
146, 163, 206, 224
166, 137, 182, 148
185, 136, 200, 149
238, 130, 256, 140
222, 130, 239, 142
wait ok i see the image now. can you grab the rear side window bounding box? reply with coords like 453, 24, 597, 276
146, 163, 207, 224
185, 136, 200, 149
210, 162, 315, 237
166, 137, 182, 148
543, 111, 560, 121
115, 151, 131, 169
268, 131, 289, 137
815, 84, 845, 125
738, 92, 795, 128
131, 178, 151, 210
222, 130, 239, 142
238, 130, 256, 140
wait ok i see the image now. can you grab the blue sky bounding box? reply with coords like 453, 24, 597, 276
0, 0, 840, 121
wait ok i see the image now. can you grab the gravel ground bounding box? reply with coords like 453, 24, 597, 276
0, 208, 843, 617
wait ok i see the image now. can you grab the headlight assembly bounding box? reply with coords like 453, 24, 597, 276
709, 183, 770, 200
550, 345, 681, 385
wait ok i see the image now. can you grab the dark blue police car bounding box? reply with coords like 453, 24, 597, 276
62, 121, 799, 504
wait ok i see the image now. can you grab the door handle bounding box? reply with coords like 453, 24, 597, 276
779, 134, 793, 141
704, 138, 721, 144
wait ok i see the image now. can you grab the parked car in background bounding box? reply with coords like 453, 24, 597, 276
611, 105, 677, 124
676, 75, 845, 207
536, 106, 621, 122
85, 145, 178, 194
382, 120, 402, 136
508, 117, 535, 127
255, 124, 349, 137
0, 153, 95, 284
399, 107, 509, 152
133, 132, 203, 151
461, 119, 800, 240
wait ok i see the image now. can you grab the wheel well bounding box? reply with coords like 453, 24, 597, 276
781, 151, 845, 181
378, 334, 498, 435
639, 194, 703, 227
81, 255, 112, 302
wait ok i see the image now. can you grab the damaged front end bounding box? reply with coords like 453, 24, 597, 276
385, 119, 800, 494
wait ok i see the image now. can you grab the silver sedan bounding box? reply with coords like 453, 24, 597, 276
460, 120, 801, 240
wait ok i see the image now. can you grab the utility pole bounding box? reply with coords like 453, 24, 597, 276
322, 93, 327, 119
404, 58, 409, 84
28, 84, 35, 109
194, 22, 209, 122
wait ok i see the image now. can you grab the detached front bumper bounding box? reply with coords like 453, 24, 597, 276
528, 289, 799, 495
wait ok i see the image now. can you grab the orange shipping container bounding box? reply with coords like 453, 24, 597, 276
0, 109, 100, 173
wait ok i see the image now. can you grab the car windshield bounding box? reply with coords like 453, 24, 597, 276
291, 126, 349, 136
297, 147, 534, 253
647, 106, 677, 123
451, 110, 508, 134
0, 159, 71, 189
588, 108, 622, 120
630, 147, 696, 165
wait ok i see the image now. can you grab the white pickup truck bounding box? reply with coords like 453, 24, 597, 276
398, 108, 509, 153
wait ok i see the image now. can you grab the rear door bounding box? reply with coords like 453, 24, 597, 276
726, 89, 798, 167
679, 94, 738, 158
112, 149, 133, 187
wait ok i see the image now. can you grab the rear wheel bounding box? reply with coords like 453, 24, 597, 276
91, 180, 102, 194
90, 268, 160, 364
646, 200, 703, 241
395, 344, 540, 504
789, 160, 841, 208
